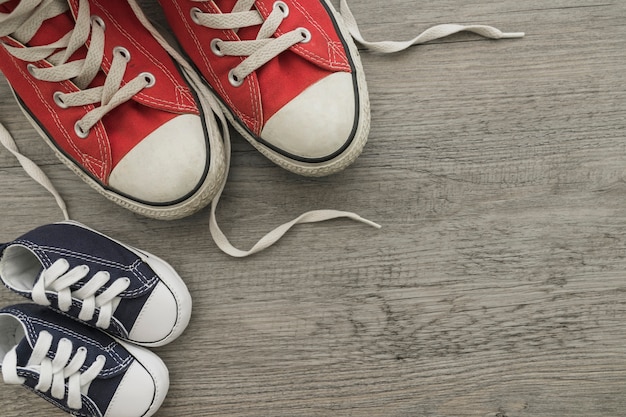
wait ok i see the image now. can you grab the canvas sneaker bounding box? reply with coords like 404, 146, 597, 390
0, 303, 169, 417
0, 0, 226, 219
151, 0, 370, 177
0, 221, 192, 347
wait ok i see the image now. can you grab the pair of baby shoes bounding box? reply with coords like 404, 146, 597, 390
0, 221, 191, 416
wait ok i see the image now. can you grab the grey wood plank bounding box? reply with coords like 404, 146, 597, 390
0, 1, 625, 416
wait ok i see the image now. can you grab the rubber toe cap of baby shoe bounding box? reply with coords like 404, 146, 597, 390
104, 361, 157, 417
127, 283, 178, 345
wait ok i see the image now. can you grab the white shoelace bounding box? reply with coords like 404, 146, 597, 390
189, 0, 314, 86
338, 0, 524, 53
0, 0, 154, 138
189, 0, 524, 83
2, 330, 106, 410
32, 258, 130, 329
0, 0, 523, 257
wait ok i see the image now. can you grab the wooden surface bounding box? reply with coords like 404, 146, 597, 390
1, 1, 626, 416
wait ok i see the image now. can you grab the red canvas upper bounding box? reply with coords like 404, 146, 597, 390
157, 0, 352, 136
0, 0, 199, 183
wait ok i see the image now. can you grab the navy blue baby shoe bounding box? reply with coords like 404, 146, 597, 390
0, 303, 168, 417
0, 221, 192, 347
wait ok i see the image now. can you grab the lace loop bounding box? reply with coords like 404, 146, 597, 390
1, 0, 155, 137
190, 0, 307, 84
32, 258, 130, 329
1, 330, 105, 410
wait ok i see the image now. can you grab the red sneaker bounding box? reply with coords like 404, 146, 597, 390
0, 0, 225, 219
155, 0, 370, 177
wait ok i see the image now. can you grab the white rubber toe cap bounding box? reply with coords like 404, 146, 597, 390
128, 283, 178, 345
104, 361, 156, 417
108, 114, 208, 204
261, 72, 356, 160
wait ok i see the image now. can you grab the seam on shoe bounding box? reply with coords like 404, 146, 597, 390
3, 308, 132, 375
12, 240, 157, 293
178, 0, 262, 133
8, 54, 111, 182
92, 0, 198, 112
211, 1, 362, 164
286, 0, 350, 70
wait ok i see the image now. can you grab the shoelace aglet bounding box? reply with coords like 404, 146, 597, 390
358, 216, 382, 229
500, 32, 525, 39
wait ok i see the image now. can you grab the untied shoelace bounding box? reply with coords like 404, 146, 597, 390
0, 0, 524, 257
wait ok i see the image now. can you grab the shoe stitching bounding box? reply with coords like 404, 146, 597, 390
129, 258, 152, 287
16, 240, 145, 274
12, 240, 157, 292
55, 300, 128, 336
3, 307, 131, 374
92, 0, 198, 113
180, 0, 262, 133
288, 0, 350, 70
5, 27, 115, 181
197, 18, 262, 130
28, 318, 131, 376
8, 54, 111, 182
19, 382, 99, 417
4, 308, 37, 341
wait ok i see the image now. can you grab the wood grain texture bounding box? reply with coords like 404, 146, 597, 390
1, 1, 625, 416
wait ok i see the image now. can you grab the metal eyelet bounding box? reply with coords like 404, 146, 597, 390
91, 15, 105, 30
113, 46, 131, 62
139, 72, 156, 88
53, 92, 68, 109
74, 121, 89, 139
297, 28, 312, 44
273, 1, 289, 17
228, 69, 244, 87
210, 38, 224, 57
26, 63, 38, 76
190, 7, 202, 24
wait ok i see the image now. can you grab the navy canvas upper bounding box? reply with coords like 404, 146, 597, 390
0, 221, 160, 339
0, 303, 133, 416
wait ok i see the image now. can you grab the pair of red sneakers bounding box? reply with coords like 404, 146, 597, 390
0, 0, 522, 255
0, 0, 370, 218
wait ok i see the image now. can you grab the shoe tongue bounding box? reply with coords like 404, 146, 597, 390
0, 0, 20, 14
213, 0, 240, 14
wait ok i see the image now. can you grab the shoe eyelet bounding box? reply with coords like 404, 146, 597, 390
91, 15, 105, 30
113, 46, 131, 62
273, 1, 289, 17
26, 63, 38, 77
228, 69, 244, 87
210, 38, 224, 57
53, 91, 68, 109
139, 72, 156, 88
74, 121, 90, 139
190, 7, 202, 24
297, 28, 312, 44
